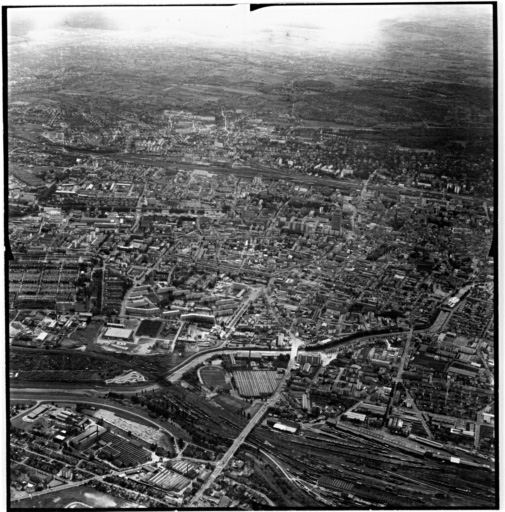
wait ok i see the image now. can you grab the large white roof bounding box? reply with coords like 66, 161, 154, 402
104, 327, 133, 339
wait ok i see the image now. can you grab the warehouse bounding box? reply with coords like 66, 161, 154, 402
103, 327, 134, 341
181, 313, 215, 324
24, 404, 49, 422
343, 411, 367, 423
272, 419, 300, 434
70, 425, 107, 450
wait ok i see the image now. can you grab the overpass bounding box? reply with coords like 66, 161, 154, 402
167, 347, 290, 383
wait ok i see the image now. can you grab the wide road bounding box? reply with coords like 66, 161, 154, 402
10, 381, 161, 396
13, 477, 97, 501
394, 326, 414, 383
224, 286, 263, 333
167, 348, 290, 383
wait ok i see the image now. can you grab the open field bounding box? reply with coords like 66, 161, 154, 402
213, 393, 247, 414
199, 366, 227, 389
233, 370, 280, 397
68, 322, 103, 346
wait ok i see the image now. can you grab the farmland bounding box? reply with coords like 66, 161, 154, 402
232, 370, 280, 397
199, 366, 227, 390
135, 319, 163, 338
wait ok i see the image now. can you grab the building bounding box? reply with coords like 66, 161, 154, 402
343, 411, 366, 423
103, 327, 134, 341
24, 404, 49, 422
69, 425, 106, 450
125, 306, 161, 317
180, 313, 215, 324
332, 208, 342, 234
272, 419, 300, 434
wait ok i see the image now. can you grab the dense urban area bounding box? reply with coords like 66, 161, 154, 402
8, 5, 496, 510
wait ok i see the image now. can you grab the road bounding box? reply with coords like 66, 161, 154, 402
130, 182, 146, 232
167, 347, 290, 383
405, 389, 434, 439
264, 289, 282, 327
167, 350, 231, 384
475, 315, 494, 386
394, 326, 414, 383
224, 287, 263, 334
15, 477, 97, 500
331, 367, 345, 391
11, 382, 162, 396
13, 455, 168, 507
189, 337, 300, 506
172, 321, 186, 345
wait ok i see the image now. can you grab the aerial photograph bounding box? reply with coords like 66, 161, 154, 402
6, 2, 497, 509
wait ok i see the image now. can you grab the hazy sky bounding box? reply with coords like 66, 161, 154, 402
8, 2, 493, 47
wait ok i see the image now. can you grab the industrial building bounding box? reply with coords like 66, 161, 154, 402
69, 425, 107, 450
103, 327, 134, 341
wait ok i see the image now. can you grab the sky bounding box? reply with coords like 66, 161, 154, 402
7, 3, 493, 48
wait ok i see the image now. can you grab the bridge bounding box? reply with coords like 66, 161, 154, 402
189, 338, 300, 506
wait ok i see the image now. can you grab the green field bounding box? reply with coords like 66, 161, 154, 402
199, 366, 227, 390
69, 321, 103, 346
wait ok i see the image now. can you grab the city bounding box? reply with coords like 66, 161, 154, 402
7, 4, 496, 510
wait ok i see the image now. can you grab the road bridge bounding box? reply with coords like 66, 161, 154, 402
189, 338, 300, 506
